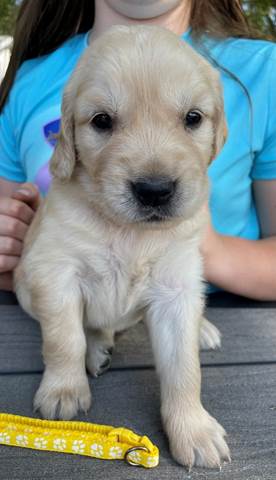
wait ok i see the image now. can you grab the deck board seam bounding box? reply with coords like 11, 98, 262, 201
0, 359, 276, 376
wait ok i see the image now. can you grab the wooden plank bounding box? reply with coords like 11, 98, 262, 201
0, 306, 43, 374
1, 306, 276, 373
114, 308, 276, 368
0, 364, 275, 479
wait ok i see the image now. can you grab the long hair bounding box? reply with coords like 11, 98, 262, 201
0, 0, 259, 113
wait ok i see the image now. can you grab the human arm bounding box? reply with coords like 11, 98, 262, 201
0, 177, 40, 291
201, 180, 276, 300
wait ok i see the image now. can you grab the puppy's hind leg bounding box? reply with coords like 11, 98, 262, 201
85, 328, 115, 377
200, 317, 221, 350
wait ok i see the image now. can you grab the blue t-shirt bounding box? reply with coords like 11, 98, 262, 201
0, 30, 275, 243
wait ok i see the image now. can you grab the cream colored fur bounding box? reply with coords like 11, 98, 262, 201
15, 25, 229, 468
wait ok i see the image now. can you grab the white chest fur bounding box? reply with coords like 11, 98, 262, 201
75, 219, 203, 333
79, 227, 171, 330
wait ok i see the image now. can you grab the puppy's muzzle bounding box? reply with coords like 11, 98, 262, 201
131, 177, 176, 208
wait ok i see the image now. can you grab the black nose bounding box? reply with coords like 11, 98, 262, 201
131, 177, 176, 207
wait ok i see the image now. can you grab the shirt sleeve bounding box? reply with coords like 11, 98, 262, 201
251, 49, 276, 180
0, 94, 26, 182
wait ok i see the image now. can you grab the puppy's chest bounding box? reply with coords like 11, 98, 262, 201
82, 241, 158, 328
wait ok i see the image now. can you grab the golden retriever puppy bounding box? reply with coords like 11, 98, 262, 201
15, 25, 228, 468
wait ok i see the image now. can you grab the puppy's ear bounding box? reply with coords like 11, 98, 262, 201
209, 101, 227, 165
50, 90, 76, 182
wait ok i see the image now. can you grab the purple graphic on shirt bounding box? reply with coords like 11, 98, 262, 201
35, 118, 61, 194
43, 118, 61, 147
34, 162, 52, 195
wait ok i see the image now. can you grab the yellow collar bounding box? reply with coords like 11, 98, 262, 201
0, 413, 159, 468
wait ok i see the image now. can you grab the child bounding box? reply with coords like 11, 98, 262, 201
0, 0, 275, 298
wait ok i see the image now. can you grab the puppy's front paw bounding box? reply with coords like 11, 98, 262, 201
164, 407, 230, 469
200, 317, 221, 350
34, 369, 92, 420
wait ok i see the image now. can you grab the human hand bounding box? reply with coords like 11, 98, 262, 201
0, 183, 41, 291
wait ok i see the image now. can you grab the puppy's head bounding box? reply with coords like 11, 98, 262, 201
50, 25, 226, 226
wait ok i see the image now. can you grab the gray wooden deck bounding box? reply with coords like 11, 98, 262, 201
0, 291, 276, 480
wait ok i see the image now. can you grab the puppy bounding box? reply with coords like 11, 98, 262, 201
15, 25, 229, 468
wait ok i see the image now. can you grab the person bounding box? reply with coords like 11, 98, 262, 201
0, 0, 275, 298
0, 36, 13, 84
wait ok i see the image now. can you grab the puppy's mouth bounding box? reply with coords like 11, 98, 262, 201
138, 207, 178, 224
144, 213, 168, 222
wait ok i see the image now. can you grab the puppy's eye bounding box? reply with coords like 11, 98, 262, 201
185, 110, 202, 129
91, 113, 113, 131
